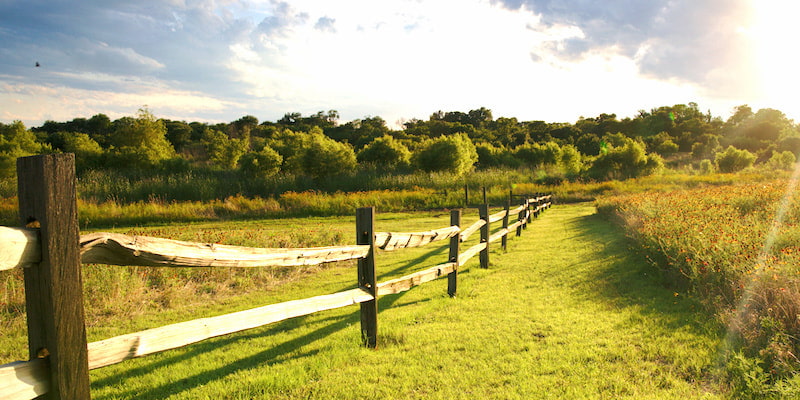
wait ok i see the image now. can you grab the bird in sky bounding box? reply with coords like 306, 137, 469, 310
35, 61, 40, 67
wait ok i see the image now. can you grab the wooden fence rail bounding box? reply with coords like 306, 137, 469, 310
0, 154, 552, 400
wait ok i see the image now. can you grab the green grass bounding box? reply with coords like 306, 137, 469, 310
79, 204, 725, 399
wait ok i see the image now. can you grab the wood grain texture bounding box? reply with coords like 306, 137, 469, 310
459, 242, 486, 266
488, 228, 509, 244
0, 359, 49, 400
80, 232, 369, 268
0, 227, 39, 271
17, 153, 90, 399
374, 225, 460, 251
87, 288, 373, 369
376, 262, 457, 296
459, 219, 485, 242
488, 210, 508, 224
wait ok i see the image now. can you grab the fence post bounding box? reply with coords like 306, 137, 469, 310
516, 199, 525, 237
479, 203, 489, 269
501, 193, 510, 251
447, 210, 460, 297
356, 207, 378, 348
17, 154, 91, 400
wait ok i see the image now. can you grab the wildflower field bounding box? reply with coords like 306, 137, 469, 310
598, 178, 800, 393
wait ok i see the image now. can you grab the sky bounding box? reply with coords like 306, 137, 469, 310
0, 0, 797, 129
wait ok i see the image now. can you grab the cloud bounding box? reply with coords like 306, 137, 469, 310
314, 16, 337, 33
494, 0, 757, 96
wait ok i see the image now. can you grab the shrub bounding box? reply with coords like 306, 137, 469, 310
766, 151, 796, 171
239, 146, 283, 178
699, 159, 715, 174
357, 135, 411, 169
587, 137, 662, 180
413, 133, 478, 175
715, 146, 756, 173
300, 134, 357, 179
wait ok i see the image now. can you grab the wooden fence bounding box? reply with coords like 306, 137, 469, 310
0, 154, 552, 400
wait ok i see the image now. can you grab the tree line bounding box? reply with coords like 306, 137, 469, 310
1, 103, 798, 182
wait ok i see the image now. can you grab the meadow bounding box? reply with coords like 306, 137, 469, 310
2, 166, 799, 398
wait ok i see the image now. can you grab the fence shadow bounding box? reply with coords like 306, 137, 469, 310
93, 312, 357, 400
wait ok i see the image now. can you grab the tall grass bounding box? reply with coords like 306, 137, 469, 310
597, 179, 800, 396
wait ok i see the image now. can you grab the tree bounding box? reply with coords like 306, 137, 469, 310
413, 133, 478, 175
0, 121, 51, 176
110, 108, 175, 167
239, 146, 283, 177
201, 128, 249, 169
300, 133, 357, 178
357, 135, 411, 169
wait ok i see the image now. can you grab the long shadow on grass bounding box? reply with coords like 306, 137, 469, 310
93, 312, 357, 400
564, 212, 722, 337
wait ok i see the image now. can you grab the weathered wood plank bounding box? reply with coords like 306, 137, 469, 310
374, 225, 460, 251
509, 204, 526, 215
80, 232, 369, 268
0, 227, 39, 271
488, 210, 507, 224
459, 219, 485, 242
459, 242, 486, 266
508, 220, 523, 232
0, 359, 49, 400
488, 228, 509, 244
376, 262, 457, 296
18, 154, 91, 399
87, 287, 373, 369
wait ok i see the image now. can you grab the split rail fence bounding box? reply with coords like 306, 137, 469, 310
0, 154, 552, 400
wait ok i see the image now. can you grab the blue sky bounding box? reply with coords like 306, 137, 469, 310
1, 0, 797, 128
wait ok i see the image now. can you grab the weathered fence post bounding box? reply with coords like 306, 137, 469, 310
516, 198, 526, 237
356, 207, 378, 348
447, 209, 460, 297
501, 192, 510, 251
479, 203, 489, 269
17, 154, 91, 400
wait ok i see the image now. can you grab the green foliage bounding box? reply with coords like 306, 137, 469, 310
766, 151, 796, 171
715, 146, 756, 173
514, 141, 560, 167
413, 133, 478, 175
699, 159, 715, 174
356, 135, 411, 169
239, 146, 283, 178
56, 132, 103, 171
109, 108, 176, 167
300, 132, 357, 179
558, 144, 583, 178
588, 137, 662, 180
201, 128, 249, 169
0, 121, 51, 177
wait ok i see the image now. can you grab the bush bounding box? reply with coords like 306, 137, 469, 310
587, 137, 662, 180
300, 134, 357, 179
715, 146, 756, 173
766, 151, 796, 171
357, 135, 411, 169
239, 146, 283, 178
413, 133, 478, 175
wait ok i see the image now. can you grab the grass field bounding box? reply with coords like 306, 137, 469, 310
44, 203, 728, 399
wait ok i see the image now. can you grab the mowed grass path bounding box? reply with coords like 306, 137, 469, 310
90, 203, 726, 399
